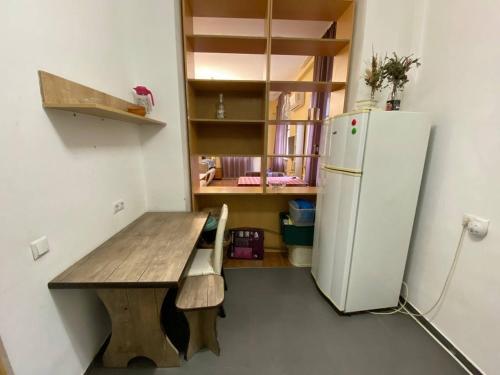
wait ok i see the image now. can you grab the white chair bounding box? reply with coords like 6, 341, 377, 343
187, 204, 228, 277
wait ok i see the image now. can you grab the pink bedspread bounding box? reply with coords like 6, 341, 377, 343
238, 176, 308, 187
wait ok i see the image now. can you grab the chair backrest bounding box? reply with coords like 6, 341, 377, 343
211, 204, 228, 275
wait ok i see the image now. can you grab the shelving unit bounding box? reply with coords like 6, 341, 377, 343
181, 0, 355, 250
38, 71, 166, 126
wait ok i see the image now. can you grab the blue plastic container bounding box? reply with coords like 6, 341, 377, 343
288, 200, 316, 226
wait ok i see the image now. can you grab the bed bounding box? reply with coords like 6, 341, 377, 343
237, 176, 308, 187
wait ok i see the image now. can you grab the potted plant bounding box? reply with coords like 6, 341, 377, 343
383, 53, 421, 111
357, 51, 385, 109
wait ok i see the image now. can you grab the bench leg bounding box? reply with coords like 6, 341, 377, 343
221, 267, 228, 291
185, 308, 220, 360
97, 288, 180, 368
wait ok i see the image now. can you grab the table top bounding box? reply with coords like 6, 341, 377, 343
48, 212, 208, 289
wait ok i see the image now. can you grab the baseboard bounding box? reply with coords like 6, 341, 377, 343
402, 301, 484, 375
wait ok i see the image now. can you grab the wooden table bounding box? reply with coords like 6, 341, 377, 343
48, 212, 208, 368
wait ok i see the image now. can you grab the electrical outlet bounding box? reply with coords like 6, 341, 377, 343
463, 214, 489, 239
30, 236, 50, 260
113, 200, 125, 214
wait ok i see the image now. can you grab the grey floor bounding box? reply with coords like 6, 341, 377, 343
90, 268, 466, 375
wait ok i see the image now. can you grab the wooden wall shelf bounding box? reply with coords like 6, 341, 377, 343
271, 37, 349, 56
187, 35, 267, 54
38, 71, 166, 126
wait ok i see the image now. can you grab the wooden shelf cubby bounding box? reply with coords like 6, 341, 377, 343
190, 123, 264, 155
187, 0, 268, 19
269, 80, 346, 92
187, 79, 266, 121
182, 0, 355, 250
271, 37, 349, 56
272, 0, 352, 21
186, 35, 267, 54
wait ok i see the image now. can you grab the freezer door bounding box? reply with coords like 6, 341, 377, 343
326, 112, 370, 173
314, 169, 361, 310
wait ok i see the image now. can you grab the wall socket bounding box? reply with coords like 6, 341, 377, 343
30, 236, 50, 260
463, 214, 489, 239
113, 200, 125, 214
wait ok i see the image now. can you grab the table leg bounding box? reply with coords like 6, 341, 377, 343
97, 288, 180, 368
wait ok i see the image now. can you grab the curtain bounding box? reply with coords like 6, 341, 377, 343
271, 93, 289, 172
304, 23, 336, 186
221, 157, 254, 178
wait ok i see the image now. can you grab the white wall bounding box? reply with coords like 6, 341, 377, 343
0, 1, 187, 374
348, 1, 500, 373
137, 0, 191, 211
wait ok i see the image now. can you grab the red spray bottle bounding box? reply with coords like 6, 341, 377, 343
133, 86, 155, 113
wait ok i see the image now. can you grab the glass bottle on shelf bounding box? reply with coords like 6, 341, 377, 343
216, 93, 225, 119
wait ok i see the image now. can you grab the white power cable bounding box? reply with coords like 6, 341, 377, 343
370, 223, 468, 317
369, 281, 409, 315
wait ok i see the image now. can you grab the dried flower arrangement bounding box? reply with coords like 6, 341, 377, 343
363, 52, 385, 100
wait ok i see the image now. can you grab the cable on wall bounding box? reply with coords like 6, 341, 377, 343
370, 223, 468, 317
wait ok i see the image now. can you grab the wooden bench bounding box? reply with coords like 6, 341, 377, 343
176, 274, 225, 360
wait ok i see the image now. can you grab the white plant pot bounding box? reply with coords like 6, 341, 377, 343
355, 99, 380, 110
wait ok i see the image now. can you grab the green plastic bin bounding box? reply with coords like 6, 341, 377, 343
279, 212, 314, 246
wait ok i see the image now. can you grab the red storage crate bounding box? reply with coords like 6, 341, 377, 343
228, 228, 264, 260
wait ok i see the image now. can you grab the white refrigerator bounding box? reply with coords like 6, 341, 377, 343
311, 110, 430, 313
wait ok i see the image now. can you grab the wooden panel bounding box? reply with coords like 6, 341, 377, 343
267, 119, 323, 125
193, 186, 263, 195
43, 104, 165, 125
182, 0, 195, 78
48, 212, 208, 288
176, 275, 224, 310
187, 35, 266, 54
190, 123, 264, 154
98, 288, 179, 368
271, 37, 349, 56
224, 252, 292, 268
184, 309, 220, 360
195, 194, 316, 250
264, 187, 318, 195
0, 338, 12, 375
190, 118, 265, 126
189, 0, 268, 18
272, 0, 352, 21
38, 71, 165, 126
188, 79, 265, 92
270, 80, 346, 92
